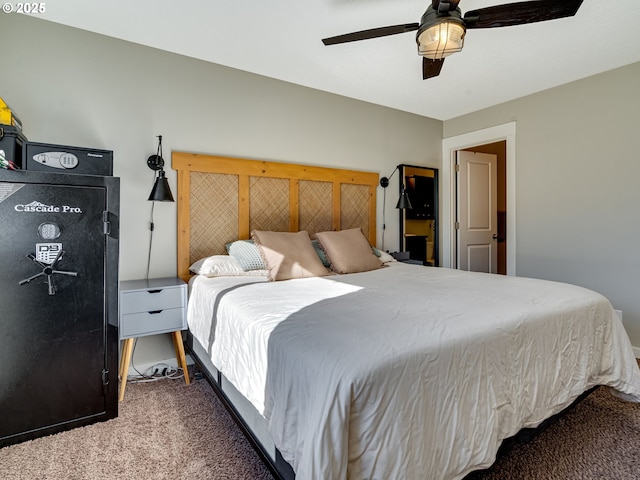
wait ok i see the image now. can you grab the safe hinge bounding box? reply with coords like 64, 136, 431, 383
102, 211, 111, 235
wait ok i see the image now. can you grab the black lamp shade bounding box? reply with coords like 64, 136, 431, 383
148, 170, 174, 202
396, 188, 413, 210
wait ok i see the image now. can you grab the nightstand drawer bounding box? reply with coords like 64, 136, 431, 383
120, 287, 184, 314
120, 307, 185, 338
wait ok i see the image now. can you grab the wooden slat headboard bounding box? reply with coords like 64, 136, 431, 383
172, 152, 379, 281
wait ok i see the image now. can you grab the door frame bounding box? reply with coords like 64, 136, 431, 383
441, 122, 517, 275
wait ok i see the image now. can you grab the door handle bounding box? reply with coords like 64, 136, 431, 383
492, 234, 498, 239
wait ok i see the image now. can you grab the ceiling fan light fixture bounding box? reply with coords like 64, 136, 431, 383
323, 0, 584, 80
417, 20, 465, 60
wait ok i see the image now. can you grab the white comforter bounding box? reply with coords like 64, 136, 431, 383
188, 263, 640, 480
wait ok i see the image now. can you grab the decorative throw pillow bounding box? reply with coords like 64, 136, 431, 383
252, 230, 330, 281
225, 239, 267, 271
314, 228, 383, 274
312, 239, 331, 267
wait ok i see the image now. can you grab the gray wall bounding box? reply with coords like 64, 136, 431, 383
444, 62, 640, 349
2, 14, 442, 366
3, 14, 443, 279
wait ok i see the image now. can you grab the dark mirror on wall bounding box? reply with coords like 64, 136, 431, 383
399, 164, 438, 266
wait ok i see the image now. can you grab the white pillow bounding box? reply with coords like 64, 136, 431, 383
378, 250, 396, 263
189, 255, 268, 277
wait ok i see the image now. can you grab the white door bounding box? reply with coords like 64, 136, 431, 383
457, 151, 498, 273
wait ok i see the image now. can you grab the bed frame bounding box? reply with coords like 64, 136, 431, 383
172, 151, 595, 479
172, 151, 379, 479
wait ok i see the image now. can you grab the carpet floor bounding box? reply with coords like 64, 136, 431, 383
1, 370, 639, 479
0, 373, 272, 480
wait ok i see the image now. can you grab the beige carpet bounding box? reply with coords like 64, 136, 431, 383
0, 374, 273, 480
1, 371, 639, 480
470, 385, 640, 479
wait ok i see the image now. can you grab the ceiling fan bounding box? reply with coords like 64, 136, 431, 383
322, 0, 584, 79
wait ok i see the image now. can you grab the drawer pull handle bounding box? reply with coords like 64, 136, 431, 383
148, 310, 163, 315
147, 289, 163, 294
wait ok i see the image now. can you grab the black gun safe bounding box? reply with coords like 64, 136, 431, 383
0, 169, 119, 447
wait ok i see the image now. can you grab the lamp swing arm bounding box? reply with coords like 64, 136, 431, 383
147, 135, 165, 172
379, 166, 399, 189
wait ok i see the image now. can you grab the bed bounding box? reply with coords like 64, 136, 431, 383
172, 152, 640, 480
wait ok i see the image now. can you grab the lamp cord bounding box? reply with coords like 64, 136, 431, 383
146, 184, 156, 281
381, 186, 387, 251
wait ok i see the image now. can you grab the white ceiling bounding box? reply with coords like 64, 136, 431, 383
31, 0, 640, 120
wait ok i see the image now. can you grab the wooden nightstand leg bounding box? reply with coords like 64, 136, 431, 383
118, 338, 135, 401
171, 331, 190, 385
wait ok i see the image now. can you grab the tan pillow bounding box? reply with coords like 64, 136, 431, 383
252, 230, 330, 281
314, 228, 382, 274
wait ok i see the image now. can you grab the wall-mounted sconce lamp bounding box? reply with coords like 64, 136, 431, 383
147, 135, 174, 202
380, 167, 413, 210
380, 165, 412, 251
146, 135, 173, 280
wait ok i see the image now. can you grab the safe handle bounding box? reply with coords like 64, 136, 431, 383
19, 251, 78, 296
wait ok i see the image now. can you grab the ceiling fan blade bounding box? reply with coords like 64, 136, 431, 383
423, 58, 445, 79
464, 0, 583, 29
322, 23, 419, 46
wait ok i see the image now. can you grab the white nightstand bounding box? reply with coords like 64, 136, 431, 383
118, 277, 190, 401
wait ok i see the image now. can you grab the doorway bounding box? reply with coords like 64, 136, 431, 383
441, 122, 516, 275
398, 164, 438, 266
458, 145, 506, 274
